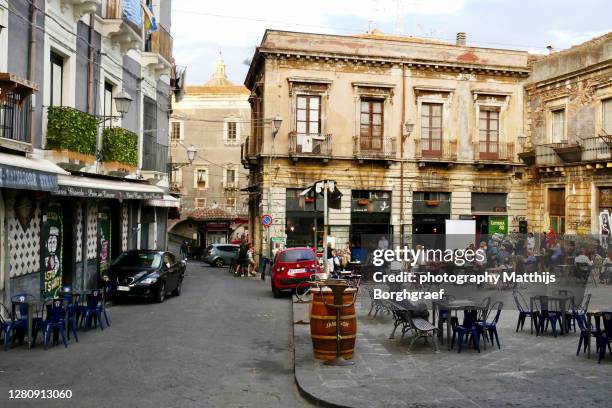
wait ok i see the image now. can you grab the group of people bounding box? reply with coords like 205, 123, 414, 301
235, 238, 257, 277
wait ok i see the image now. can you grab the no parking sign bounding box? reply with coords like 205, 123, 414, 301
261, 213, 273, 228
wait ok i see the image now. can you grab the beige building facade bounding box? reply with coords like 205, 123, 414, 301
523, 33, 612, 236
243, 30, 531, 257
169, 54, 250, 246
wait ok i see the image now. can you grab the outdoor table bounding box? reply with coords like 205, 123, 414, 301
11, 298, 43, 349
339, 271, 361, 288
432, 299, 484, 350
529, 295, 575, 335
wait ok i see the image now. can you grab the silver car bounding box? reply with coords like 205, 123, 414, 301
203, 244, 240, 267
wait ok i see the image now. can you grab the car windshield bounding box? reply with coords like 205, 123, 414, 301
280, 249, 315, 262
113, 252, 162, 269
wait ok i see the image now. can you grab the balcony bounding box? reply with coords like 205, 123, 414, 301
288, 132, 332, 161
224, 182, 238, 191
101, 0, 142, 53
415, 139, 457, 164
241, 136, 262, 167
0, 73, 37, 152
582, 136, 612, 162
353, 136, 396, 162
142, 132, 169, 173
143, 25, 173, 75
473, 141, 515, 162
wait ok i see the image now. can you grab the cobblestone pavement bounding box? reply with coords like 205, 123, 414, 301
0, 262, 311, 408
293, 286, 612, 408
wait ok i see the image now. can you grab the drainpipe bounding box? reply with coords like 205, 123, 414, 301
87, 12, 95, 114
28, 0, 37, 144
399, 63, 406, 244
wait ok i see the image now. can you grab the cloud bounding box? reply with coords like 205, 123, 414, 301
548, 29, 610, 49
171, 0, 466, 83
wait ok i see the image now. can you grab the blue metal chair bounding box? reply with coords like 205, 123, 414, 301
64, 294, 80, 342
534, 296, 562, 337
477, 301, 503, 349
7, 293, 40, 348
0, 303, 19, 350
565, 293, 590, 333
596, 312, 612, 364
512, 289, 535, 332
42, 299, 69, 349
574, 312, 599, 357
451, 308, 481, 353
79, 290, 104, 331
100, 286, 111, 327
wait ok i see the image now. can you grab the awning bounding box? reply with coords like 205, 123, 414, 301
0, 152, 68, 192
56, 174, 164, 199
145, 194, 180, 208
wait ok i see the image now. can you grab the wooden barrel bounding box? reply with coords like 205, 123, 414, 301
309, 287, 357, 360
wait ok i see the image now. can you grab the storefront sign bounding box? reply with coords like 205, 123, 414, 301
42, 204, 63, 298
98, 210, 111, 275
0, 164, 57, 192
54, 186, 162, 200
351, 199, 391, 213
207, 222, 229, 230
488, 216, 508, 234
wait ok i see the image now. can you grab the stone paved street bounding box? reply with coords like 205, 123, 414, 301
294, 286, 612, 408
0, 262, 310, 408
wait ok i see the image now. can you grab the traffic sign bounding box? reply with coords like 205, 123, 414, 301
261, 213, 273, 228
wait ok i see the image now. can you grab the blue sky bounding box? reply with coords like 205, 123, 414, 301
171, 0, 611, 86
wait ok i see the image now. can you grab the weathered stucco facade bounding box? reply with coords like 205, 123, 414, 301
243, 30, 531, 257
523, 33, 612, 235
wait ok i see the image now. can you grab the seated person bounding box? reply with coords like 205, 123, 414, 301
600, 248, 612, 284
574, 249, 593, 266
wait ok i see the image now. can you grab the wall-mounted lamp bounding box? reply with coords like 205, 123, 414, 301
403, 121, 414, 141
272, 115, 282, 138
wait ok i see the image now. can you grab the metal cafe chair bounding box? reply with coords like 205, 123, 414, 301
477, 301, 503, 349
534, 296, 563, 337
451, 308, 481, 353
41, 298, 70, 349
596, 312, 612, 364
79, 290, 105, 331
512, 289, 536, 333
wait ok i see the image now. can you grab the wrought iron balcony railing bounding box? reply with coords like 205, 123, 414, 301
142, 132, 168, 173
0, 91, 31, 149
353, 136, 396, 160
581, 136, 611, 161
415, 139, 457, 161
474, 141, 515, 161
288, 132, 332, 157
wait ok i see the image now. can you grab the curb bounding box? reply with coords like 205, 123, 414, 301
291, 298, 354, 408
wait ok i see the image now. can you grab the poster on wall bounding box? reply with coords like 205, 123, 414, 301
42, 203, 63, 298
488, 216, 508, 235
98, 210, 112, 276
599, 210, 610, 247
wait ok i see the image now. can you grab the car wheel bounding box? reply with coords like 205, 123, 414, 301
272, 282, 281, 298
156, 282, 166, 303
172, 279, 182, 296
214, 258, 224, 268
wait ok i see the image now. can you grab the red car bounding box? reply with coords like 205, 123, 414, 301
271, 247, 320, 298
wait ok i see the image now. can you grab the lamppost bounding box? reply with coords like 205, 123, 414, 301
170, 143, 198, 170
400, 121, 414, 244
267, 115, 282, 258
95, 90, 133, 168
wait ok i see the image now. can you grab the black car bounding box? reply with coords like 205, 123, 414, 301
105, 250, 185, 303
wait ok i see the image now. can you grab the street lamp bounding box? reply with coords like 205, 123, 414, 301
272, 115, 282, 138
171, 143, 198, 170
113, 90, 133, 115
403, 121, 414, 140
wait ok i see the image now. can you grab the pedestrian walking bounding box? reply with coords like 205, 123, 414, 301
180, 240, 189, 261
247, 243, 257, 276
236, 239, 249, 277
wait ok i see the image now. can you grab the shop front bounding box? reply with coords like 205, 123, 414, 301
471, 193, 508, 239
597, 187, 612, 241
286, 188, 323, 248
350, 190, 392, 249
412, 191, 450, 249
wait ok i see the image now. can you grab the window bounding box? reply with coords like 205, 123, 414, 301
360, 99, 383, 150
50, 52, 64, 107
479, 108, 499, 158
603, 98, 612, 135
296, 95, 320, 135
103, 81, 114, 119
227, 121, 237, 141
195, 168, 208, 189
226, 168, 235, 184
421, 103, 442, 154
226, 197, 236, 209
170, 121, 183, 141
551, 109, 565, 143
171, 168, 182, 185
195, 198, 206, 208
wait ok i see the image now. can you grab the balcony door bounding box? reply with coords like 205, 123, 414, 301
479, 108, 499, 159
296, 95, 320, 153
360, 99, 383, 151
421, 103, 442, 157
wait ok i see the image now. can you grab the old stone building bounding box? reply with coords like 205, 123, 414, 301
169, 53, 250, 246
243, 29, 530, 257
523, 33, 612, 235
